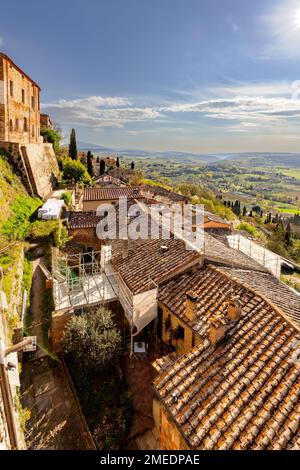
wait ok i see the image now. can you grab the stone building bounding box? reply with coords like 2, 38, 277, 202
0, 53, 59, 198
0, 53, 41, 145
40, 113, 53, 129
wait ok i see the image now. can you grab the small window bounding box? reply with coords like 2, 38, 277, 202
32, 124, 35, 137
22, 89, 25, 104
15, 118, 19, 131
31, 95, 35, 110
9, 119, 13, 132
173, 324, 185, 341
9, 80, 13, 97
24, 117, 28, 132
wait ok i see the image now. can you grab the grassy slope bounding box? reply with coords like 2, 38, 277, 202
0, 152, 29, 240
0, 152, 40, 304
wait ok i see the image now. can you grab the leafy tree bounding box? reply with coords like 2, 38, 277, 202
100, 159, 106, 176
116, 157, 120, 168
53, 220, 71, 248
62, 158, 91, 188
62, 307, 121, 370
40, 127, 61, 154
86, 150, 94, 178
69, 128, 78, 160
131, 161, 135, 170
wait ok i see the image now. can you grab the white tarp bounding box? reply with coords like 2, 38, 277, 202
227, 234, 282, 278
38, 199, 64, 220
132, 288, 158, 333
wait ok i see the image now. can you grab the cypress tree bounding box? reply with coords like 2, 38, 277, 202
87, 151, 94, 178
131, 161, 135, 170
116, 157, 120, 168
69, 128, 78, 160
284, 222, 292, 246
242, 206, 247, 217
100, 159, 106, 176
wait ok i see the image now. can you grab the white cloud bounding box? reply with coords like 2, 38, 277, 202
42, 81, 300, 133
160, 82, 300, 126
42, 95, 162, 129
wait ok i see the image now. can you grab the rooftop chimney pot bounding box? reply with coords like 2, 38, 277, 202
185, 290, 198, 322
227, 295, 242, 321
209, 314, 227, 346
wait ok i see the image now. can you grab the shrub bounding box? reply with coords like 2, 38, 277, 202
237, 222, 259, 238
62, 307, 121, 371
28, 220, 58, 239
61, 191, 73, 209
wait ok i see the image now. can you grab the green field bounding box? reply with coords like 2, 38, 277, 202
280, 168, 300, 180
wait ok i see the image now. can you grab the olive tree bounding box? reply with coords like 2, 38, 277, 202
62, 307, 121, 370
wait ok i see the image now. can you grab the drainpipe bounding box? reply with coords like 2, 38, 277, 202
0, 337, 33, 449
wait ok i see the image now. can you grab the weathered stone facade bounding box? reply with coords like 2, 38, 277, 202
0, 53, 41, 144
0, 53, 59, 198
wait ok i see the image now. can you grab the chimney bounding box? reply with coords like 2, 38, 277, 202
122, 239, 128, 259
185, 290, 198, 321
227, 295, 241, 321
209, 314, 227, 346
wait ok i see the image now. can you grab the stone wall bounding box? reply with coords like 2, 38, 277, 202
158, 407, 189, 450
0, 141, 59, 198
51, 309, 74, 353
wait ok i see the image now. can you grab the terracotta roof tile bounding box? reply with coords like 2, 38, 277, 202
154, 265, 300, 450
83, 187, 142, 201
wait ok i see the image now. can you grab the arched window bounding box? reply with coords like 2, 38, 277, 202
32, 124, 35, 137
24, 117, 28, 132
15, 118, 19, 131
9, 119, 13, 132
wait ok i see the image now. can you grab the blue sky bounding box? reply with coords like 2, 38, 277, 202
2, 0, 300, 152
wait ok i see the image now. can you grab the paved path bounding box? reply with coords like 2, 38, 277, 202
21, 356, 92, 449
21, 248, 93, 450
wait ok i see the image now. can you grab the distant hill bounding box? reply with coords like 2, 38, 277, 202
74, 141, 300, 167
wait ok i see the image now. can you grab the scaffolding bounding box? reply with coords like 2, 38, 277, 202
52, 248, 119, 312
51, 246, 158, 358
227, 234, 282, 278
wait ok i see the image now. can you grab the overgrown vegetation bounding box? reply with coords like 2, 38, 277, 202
2, 195, 42, 241
237, 222, 259, 238
40, 127, 61, 155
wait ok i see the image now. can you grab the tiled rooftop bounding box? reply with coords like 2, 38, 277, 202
218, 267, 300, 328
159, 264, 300, 334
204, 233, 269, 273
140, 185, 189, 202
67, 211, 104, 229
110, 237, 202, 294
154, 265, 300, 450
83, 187, 142, 201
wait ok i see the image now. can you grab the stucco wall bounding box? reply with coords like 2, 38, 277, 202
159, 302, 200, 356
